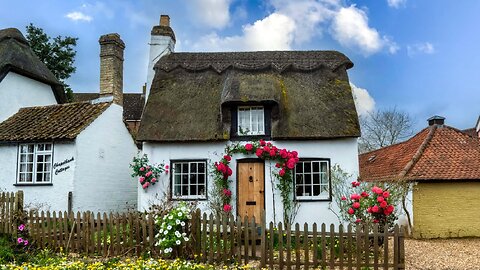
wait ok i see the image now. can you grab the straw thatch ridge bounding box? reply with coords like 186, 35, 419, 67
0, 28, 66, 103
138, 51, 360, 142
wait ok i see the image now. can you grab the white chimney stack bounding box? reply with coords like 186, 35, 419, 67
146, 15, 175, 101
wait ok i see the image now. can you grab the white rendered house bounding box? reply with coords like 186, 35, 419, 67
136, 16, 361, 225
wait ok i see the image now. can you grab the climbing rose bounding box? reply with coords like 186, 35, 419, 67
255, 148, 263, 157
383, 191, 390, 198
387, 205, 395, 213
353, 202, 361, 209
223, 204, 232, 212
286, 158, 296, 169
350, 193, 361, 200
341, 196, 347, 201
351, 181, 360, 187
279, 169, 286, 177
245, 143, 253, 151
165, 165, 169, 169
259, 139, 266, 146
372, 205, 379, 213
348, 208, 355, 215
151, 178, 157, 183
269, 150, 276, 157
377, 196, 385, 203
264, 146, 270, 152
372, 186, 383, 195
279, 149, 288, 159
224, 155, 231, 161
139, 177, 145, 183
291, 151, 298, 158
223, 189, 232, 197
145, 171, 153, 177
355, 219, 362, 223
275, 163, 281, 168
361, 191, 369, 197
227, 167, 232, 176
139, 167, 145, 172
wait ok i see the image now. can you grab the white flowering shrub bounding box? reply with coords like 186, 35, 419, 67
155, 202, 191, 256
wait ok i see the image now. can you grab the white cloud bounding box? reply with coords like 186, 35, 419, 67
190, 0, 232, 29
192, 13, 295, 51
407, 42, 435, 56
65, 11, 92, 22
189, 0, 397, 55
387, 0, 406, 8
331, 5, 397, 55
350, 83, 375, 116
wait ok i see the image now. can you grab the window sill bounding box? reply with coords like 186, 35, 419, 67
171, 197, 207, 201
14, 183, 53, 187
295, 197, 331, 202
230, 135, 271, 141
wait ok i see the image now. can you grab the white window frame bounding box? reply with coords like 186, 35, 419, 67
171, 160, 207, 200
237, 106, 265, 136
294, 159, 330, 200
17, 143, 53, 184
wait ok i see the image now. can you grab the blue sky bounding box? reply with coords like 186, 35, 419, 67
1, 0, 479, 131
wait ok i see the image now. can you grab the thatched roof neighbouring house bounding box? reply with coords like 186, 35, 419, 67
138, 51, 360, 142
0, 28, 66, 103
359, 124, 480, 182
0, 102, 110, 142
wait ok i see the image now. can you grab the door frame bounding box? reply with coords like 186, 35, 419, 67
236, 158, 266, 218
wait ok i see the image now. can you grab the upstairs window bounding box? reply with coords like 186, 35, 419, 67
17, 143, 53, 184
238, 106, 265, 136
294, 159, 331, 200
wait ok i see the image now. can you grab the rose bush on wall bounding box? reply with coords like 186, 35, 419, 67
130, 154, 168, 190
212, 140, 299, 224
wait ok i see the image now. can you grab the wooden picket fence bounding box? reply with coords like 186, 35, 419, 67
26, 210, 157, 256
190, 210, 406, 269
0, 191, 24, 236
1, 192, 405, 269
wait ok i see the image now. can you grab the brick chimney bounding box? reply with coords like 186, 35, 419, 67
146, 15, 175, 102
99, 33, 125, 106
427, 115, 445, 126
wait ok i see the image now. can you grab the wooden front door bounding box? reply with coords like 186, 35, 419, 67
237, 161, 264, 220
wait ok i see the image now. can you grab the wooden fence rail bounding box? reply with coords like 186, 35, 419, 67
1, 192, 405, 269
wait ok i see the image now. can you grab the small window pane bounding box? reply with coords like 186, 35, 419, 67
198, 174, 205, 184
304, 174, 311, 185
174, 163, 181, 173
190, 163, 197, 173
174, 175, 181, 185
304, 162, 311, 173
313, 162, 320, 173
190, 174, 197, 184
182, 163, 188, 172
296, 163, 303, 173
198, 163, 205, 173
313, 174, 320, 185
182, 175, 188, 185
313, 185, 320, 196
190, 185, 197, 195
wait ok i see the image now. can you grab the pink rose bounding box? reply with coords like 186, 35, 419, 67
165, 165, 169, 169
372, 205, 379, 213
286, 158, 296, 169
224, 155, 231, 161
355, 219, 361, 223
145, 171, 153, 177
377, 196, 385, 203
245, 143, 253, 151
146, 166, 151, 170
259, 139, 266, 146
348, 208, 355, 215
223, 189, 232, 197
223, 204, 232, 212
275, 163, 281, 168
373, 219, 379, 223
255, 148, 263, 157
151, 178, 157, 183
264, 146, 270, 152
387, 205, 395, 213
353, 202, 361, 209
227, 167, 233, 176
142, 183, 149, 189
279, 169, 286, 177
372, 186, 383, 195
351, 181, 360, 187
350, 193, 360, 200
367, 207, 372, 213
383, 191, 390, 198
361, 192, 369, 197
165, 170, 169, 174
380, 201, 388, 208
216, 163, 226, 173
279, 149, 288, 159
269, 150, 276, 157
139, 177, 145, 183
139, 167, 145, 172
341, 196, 347, 201
291, 151, 298, 158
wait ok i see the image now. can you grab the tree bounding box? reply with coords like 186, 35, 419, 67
25, 23, 78, 102
358, 107, 414, 154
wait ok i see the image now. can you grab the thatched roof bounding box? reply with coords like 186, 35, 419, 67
73, 93, 144, 121
138, 51, 360, 142
0, 28, 66, 103
0, 102, 110, 142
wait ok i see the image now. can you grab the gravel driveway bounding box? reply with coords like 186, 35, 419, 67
405, 238, 480, 270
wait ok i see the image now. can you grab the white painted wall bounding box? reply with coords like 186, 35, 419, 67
73, 104, 138, 213
0, 72, 57, 122
0, 142, 75, 212
146, 35, 174, 102
139, 138, 359, 226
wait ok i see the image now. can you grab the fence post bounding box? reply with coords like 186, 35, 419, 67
398, 226, 405, 270
260, 210, 266, 268
13, 191, 24, 237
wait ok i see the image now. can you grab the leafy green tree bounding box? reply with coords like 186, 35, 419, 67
25, 23, 78, 102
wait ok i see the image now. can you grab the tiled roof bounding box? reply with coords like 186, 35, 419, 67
0, 102, 110, 142
72, 93, 144, 121
462, 128, 477, 138
359, 125, 480, 182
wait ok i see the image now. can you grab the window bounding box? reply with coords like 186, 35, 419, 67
294, 160, 330, 200
171, 161, 207, 200
238, 106, 265, 135
17, 143, 53, 184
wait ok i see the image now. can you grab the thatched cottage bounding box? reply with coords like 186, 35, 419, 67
0, 28, 137, 212
136, 16, 361, 225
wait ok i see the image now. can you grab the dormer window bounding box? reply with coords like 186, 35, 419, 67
238, 106, 265, 135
